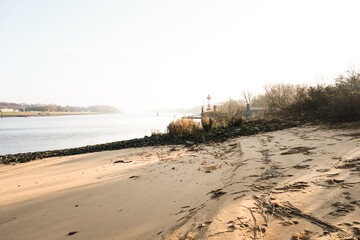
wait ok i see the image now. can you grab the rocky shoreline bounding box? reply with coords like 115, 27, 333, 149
0, 119, 300, 164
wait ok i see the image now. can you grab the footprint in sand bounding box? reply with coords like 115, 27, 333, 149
274, 181, 309, 193
293, 164, 310, 169
197, 221, 212, 229
352, 227, 360, 238
350, 200, 360, 206
67, 231, 78, 236
209, 189, 226, 199
281, 147, 315, 155
329, 202, 355, 217
342, 191, 351, 199
303, 158, 313, 162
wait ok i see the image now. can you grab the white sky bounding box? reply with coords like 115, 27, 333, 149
1, 0, 360, 112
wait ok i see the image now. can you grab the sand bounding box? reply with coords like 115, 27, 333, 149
1, 125, 360, 240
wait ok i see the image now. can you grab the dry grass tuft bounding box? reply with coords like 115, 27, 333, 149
167, 118, 202, 137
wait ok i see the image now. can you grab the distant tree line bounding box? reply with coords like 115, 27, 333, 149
0, 102, 120, 113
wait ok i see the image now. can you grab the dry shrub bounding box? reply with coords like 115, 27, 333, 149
290, 230, 311, 240
320, 69, 360, 120
151, 129, 162, 136
167, 118, 202, 137
201, 115, 210, 125
211, 98, 245, 126
250, 94, 266, 108
269, 68, 360, 121
263, 84, 307, 117
201, 115, 213, 131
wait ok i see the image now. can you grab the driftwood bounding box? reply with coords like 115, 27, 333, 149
253, 195, 341, 232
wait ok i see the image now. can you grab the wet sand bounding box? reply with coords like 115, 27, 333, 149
1, 125, 360, 239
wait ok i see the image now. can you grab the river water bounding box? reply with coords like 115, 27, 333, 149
0, 113, 184, 155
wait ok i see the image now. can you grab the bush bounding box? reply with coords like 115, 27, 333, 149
211, 98, 245, 126
201, 115, 213, 131
264, 68, 360, 122
263, 84, 307, 118
228, 116, 244, 127
167, 118, 202, 137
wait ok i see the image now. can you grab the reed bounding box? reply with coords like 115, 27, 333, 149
167, 118, 202, 137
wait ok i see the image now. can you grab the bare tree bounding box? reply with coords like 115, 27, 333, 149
212, 98, 245, 125
242, 91, 253, 104
263, 84, 306, 116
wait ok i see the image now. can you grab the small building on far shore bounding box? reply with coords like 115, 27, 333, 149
244, 104, 263, 118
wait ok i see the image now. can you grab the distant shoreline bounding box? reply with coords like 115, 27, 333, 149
0, 112, 109, 118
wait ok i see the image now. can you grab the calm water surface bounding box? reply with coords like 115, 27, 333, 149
0, 113, 184, 155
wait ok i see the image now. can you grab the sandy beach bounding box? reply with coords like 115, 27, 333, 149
1, 125, 360, 240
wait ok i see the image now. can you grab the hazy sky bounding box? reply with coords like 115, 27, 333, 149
1, 0, 360, 112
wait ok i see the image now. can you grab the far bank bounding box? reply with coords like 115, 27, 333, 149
0, 111, 101, 118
